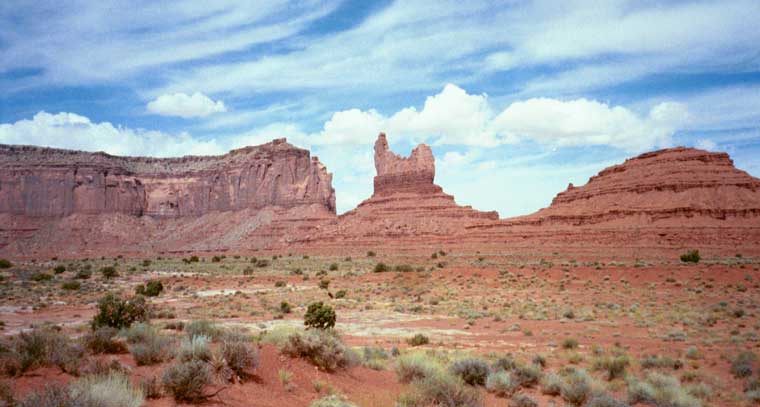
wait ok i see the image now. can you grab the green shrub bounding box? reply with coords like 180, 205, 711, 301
179, 335, 212, 362
397, 370, 483, 407
71, 372, 144, 407
0, 259, 11, 269
281, 329, 357, 371
185, 319, 220, 340
541, 372, 563, 395
135, 280, 163, 297
510, 393, 538, 407
395, 264, 414, 272
100, 266, 118, 278
128, 326, 173, 366
396, 353, 443, 383
450, 358, 490, 386
85, 327, 127, 354
562, 338, 579, 349
367, 251, 376, 257
221, 337, 259, 378
319, 279, 330, 290
680, 250, 700, 263
309, 395, 360, 407
486, 370, 517, 397
640, 355, 683, 370
561, 369, 593, 406
731, 351, 756, 378
53, 265, 66, 274
91, 293, 149, 329
329, 263, 339, 271
280, 301, 292, 314
162, 360, 212, 402
75, 269, 92, 279
512, 364, 541, 388
583, 392, 629, 407
61, 281, 81, 290
304, 302, 336, 330
18, 385, 73, 407
30, 272, 53, 282
407, 333, 430, 347
627, 373, 701, 407
593, 355, 630, 380
3, 328, 83, 376
373, 262, 389, 273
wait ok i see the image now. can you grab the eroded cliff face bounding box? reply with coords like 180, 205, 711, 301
0, 139, 336, 218
511, 147, 760, 226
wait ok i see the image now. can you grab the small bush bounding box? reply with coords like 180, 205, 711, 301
367, 251, 376, 257
373, 262, 389, 273
85, 327, 127, 354
396, 353, 443, 383
162, 360, 212, 403
510, 393, 538, 407
584, 392, 630, 407
304, 302, 336, 330
318, 279, 330, 290
135, 280, 163, 297
92, 293, 149, 329
185, 319, 220, 340
561, 369, 593, 406
512, 364, 542, 388
309, 395, 359, 407
680, 249, 700, 263
627, 373, 701, 407
141, 375, 162, 399
53, 265, 66, 274
486, 370, 517, 397
179, 335, 212, 362
593, 355, 630, 380
541, 372, 563, 396
640, 355, 683, 370
18, 385, 73, 407
61, 281, 81, 290
335, 289, 347, 299
450, 358, 490, 386
129, 332, 173, 366
71, 372, 144, 407
397, 370, 483, 407
281, 329, 358, 371
395, 264, 414, 272
0, 259, 12, 269
75, 269, 92, 279
731, 351, 756, 378
100, 266, 118, 278
221, 338, 258, 378
329, 263, 339, 271
407, 333, 430, 347
5, 328, 83, 376
30, 272, 53, 282
562, 338, 579, 349
280, 301, 292, 314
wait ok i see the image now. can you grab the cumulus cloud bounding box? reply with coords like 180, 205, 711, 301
313, 84, 689, 152
492, 98, 690, 151
147, 92, 227, 118
0, 111, 224, 157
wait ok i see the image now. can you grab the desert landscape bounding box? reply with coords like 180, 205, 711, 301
1, 133, 760, 407
2, 2, 760, 407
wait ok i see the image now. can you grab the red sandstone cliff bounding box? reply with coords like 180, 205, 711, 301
0, 139, 336, 256
0, 139, 335, 218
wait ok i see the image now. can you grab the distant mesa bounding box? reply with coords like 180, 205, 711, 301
1, 133, 760, 258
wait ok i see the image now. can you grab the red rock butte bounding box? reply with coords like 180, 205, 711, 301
1, 134, 760, 259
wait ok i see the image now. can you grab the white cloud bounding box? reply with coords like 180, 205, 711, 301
311, 84, 689, 152
0, 111, 224, 157
492, 98, 690, 151
147, 92, 227, 118
695, 139, 717, 151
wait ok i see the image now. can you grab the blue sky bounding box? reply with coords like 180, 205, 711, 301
2, 1, 760, 216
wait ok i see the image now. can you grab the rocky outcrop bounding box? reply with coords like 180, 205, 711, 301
0, 139, 335, 218
304, 134, 498, 248
0, 139, 336, 256
508, 147, 760, 226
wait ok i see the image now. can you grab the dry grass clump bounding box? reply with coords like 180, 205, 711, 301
450, 358, 490, 386
397, 369, 483, 407
85, 327, 127, 354
125, 324, 174, 366
309, 394, 360, 407
396, 353, 444, 383
627, 372, 702, 407
1, 328, 84, 376
162, 360, 212, 403
281, 329, 358, 371
70, 372, 144, 407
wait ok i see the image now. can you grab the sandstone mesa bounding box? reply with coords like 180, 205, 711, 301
1, 133, 759, 258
